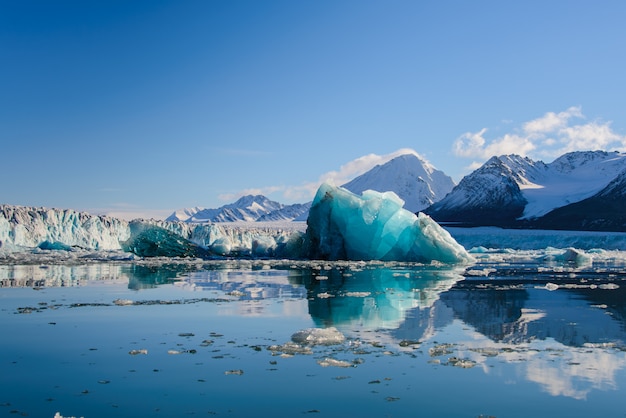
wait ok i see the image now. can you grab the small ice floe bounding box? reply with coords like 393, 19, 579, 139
317, 292, 334, 298
227, 290, 246, 297
464, 268, 496, 277
447, 357, 476, 368
168, 349, 196, 355
469, 347, 500, 357
267, 342, 313, 355
599, 283, 620, 290
544, 283, 559, 291
113, 299, 134, 306
128, 349, 148, 355
291, 327, 346, 346
544, 248, 593, 267
428, 343, 455, 357
224, 369, 244, 375
316, 358, 353, 368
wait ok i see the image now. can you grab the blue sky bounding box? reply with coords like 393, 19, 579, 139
2, 0, 626, 220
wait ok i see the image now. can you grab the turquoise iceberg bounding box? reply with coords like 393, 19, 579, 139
305, 182, 472, 263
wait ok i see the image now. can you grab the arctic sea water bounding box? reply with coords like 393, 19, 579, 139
3, 189, 626, 417
2, 236, 626, 418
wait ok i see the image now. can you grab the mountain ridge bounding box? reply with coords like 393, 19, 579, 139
341, 153, 455, 212
425, 150, 626, 230
168, 152, 453, 223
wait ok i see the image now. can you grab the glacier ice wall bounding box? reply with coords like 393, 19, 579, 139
305, 183, 472, 263
138, 219, 306, 258
0, 204, 305, 258
0, 204, 130, 250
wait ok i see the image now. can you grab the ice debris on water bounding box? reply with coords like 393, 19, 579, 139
291, 327, 346, 346
316, 358, 354, 368
128, 349, 148, 355
305, 182, 472, 263
113, 299, 134, 306
447, 357, 476, 368
268, 342, 313, 355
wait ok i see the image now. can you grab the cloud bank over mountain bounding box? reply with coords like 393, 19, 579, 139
453, 107, 626, 171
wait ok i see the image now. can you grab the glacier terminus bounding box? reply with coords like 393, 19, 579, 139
0, 183, 471, 264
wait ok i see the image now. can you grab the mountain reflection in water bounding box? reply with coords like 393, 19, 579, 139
2, 260, 626, 411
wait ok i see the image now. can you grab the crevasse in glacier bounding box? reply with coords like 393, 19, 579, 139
305, 182, 472, 263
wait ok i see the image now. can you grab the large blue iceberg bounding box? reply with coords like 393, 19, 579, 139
305, 182, 472, 263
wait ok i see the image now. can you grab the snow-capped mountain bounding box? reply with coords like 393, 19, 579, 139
257, 202, 312, 222
341, 153, 455, 212
533, 167, 626, 231
168, 152, 454, 223
425, 150, 626, 229
166, 195, 309, 223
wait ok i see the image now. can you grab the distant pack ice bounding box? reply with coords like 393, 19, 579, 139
305, 183, 472, 263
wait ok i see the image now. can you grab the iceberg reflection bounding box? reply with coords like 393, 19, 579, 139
290, 265, 464, 332
3, 260, 626, 402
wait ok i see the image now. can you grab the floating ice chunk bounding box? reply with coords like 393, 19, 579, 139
122, 221, 210, 258
599, 283, 620, 290
317, 358, 354, 368
546, 248, 593, 266
305, 183, 472, 263
268, 342, 313, 355
291, 327, 346, 345
210, 237, 231, 255
545, 283, 559, 291
37, 241, 73, 251
113, 299, 134, 306
251, 235, 276, 256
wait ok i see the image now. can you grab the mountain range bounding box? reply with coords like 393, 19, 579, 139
167, 153, 453, 223
425, 150, 626, 230
166, 196, 311, 223
168, 150, 626, 231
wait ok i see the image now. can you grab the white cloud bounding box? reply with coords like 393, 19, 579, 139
522, 106, 583, 135
558, 121, 625, 152
453, 107, 626, 163
453, 128, 535, 159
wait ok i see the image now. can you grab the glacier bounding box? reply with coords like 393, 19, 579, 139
4, 200, 626, 265
305, 182, 472, 263
0, 204, 303, 259
1, 193, 472, 263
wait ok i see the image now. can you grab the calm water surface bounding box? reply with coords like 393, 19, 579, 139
1, 259, 626, 417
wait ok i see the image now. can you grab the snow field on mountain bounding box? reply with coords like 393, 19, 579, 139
519, 152, 626, 219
